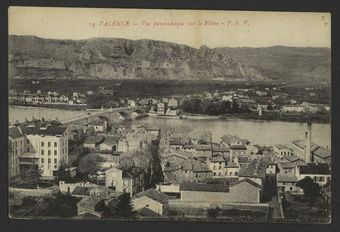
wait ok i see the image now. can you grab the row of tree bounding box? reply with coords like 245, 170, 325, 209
180, 98, 249, 115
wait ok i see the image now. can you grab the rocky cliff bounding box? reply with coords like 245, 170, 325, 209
9, 35, 267, 81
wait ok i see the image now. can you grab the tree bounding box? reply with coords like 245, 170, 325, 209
296, 177, 321, 205
43, 192, 79, 218
106, 193, 135, 218
207, 207, 220, 218
78, 153, 104, 175
55, 166, 71, 182
21, 164, 41, 188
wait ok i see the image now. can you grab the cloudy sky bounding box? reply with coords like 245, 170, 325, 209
9, 7, 331, 48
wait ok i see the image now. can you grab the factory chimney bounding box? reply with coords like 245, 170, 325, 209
305, 122, 312, 163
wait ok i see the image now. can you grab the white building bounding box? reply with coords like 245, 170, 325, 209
9, 126, 26, 178
17, 121, 68, 177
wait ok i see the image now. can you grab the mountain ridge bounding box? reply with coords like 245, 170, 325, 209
9, 35, 330, 83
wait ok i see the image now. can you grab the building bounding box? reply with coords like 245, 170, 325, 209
178, 178, 262, 203
157, 102, 166, 114
168, 98, 178, 108
93, 119, 107, 133
282, 105, 305, 113
132, 188, 170, 216
9, 126, 26, 178
105, 167, 144, 197
297, 163, 331, 187
16, 120, 68, 177
277, 173, 302, 194
98, 136, 119, 153
83, 135, 105, 149
230, 141, 247, 157
274, 144, 292, 158
207, 156, 226, 178
312, 147, 331, 164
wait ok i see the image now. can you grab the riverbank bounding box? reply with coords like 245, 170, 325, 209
10, 102, 87, 111
181, 112, 330, 123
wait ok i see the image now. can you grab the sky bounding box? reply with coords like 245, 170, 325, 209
8, 7, 331, 48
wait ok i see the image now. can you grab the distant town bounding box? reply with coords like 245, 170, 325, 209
8, 82, 331, 222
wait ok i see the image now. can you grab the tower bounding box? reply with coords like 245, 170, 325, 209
305, 122, 312, 163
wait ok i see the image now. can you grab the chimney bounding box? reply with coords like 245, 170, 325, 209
305, 122, 312, 163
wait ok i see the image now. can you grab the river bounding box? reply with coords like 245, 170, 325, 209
9, 106, 331, 148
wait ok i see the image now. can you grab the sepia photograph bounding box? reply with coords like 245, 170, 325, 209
8, 6, 331, 223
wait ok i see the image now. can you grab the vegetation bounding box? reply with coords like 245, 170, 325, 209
262, 175, 277, 202
78, 153, 105, 175
17, 165, 41, 188
296, 177, 321, 205
42, 193, 80, 218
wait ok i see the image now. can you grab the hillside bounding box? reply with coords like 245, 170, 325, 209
8, 35, 266, 81
8, 35, 330, 83
212, 46, 331, 83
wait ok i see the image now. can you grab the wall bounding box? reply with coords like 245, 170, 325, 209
180, 182, 260, 203
132, 196, 163, 215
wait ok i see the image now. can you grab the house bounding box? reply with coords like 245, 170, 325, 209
276, 173, 302, 194
83, 135, 105, 149
168, 98, 178, 108
238, 159, 268, 186
128, 99, 136, 107
291, 139, 330, 163
225, 162, 240, 177
207, 156, 226, 178
98, 136, 119, 153
157, 102, 166, 114
174, 159, 213, 183
274, 144, 292, 158
230, 141, 247, 157
282, 105, 305, 113
105, 167, 144, 197
297, 163, 331, 187
132, 188, 170, 216
77, 196, 105, 218
278, 162, 296, 174
178, 178, 262, 203
93, 119, 107, 133
291, 139, 319, 161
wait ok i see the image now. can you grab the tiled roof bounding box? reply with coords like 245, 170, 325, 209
275, 144, 290, 150
300, 163, 330, 175
280, 162, 295, 169
230, 144, 247, 150
291, 139, 319, 152
180, 182, 229, 192
212, 146, 230, 152
208, 156, 225, 162
229, 178, 262, 189
72, 186, 90, 196
133, 188, 169, 204
77, 196, 103, 210
102, 136, 120, 146
226, 162, 240, 168
19, 121, 66, 136
312, 147, 331, 159
284, 155, 302, 163
9, 126, 24, 139
238, 156, 249, 163
221, 135, 242, 145
84, 135, 105, 144
277, 173, 299, 183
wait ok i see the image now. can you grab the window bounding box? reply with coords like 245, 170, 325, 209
54, 158, 57, 164
54, 142, 57, 147
290, 187, 293, 191
48, 142, 51, 147
41, 158, 44, 163
27, 139, 30, 143
48, 150, 51, 156
213, 173, 216, 176
41, 141, 44, 147
48, 158, 51, 164
41, 150, 44, 155
54, 150, 57, 156
27, 147, 29, 152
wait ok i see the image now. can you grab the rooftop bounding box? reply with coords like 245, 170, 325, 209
229, 178, 262, 189
300, 163, 331, 175
312, 146, 331, 159
9, 126, 24, 139
133, 188, 169, 204
275, 144, 290, 150
291, 139, 319, 152
84, 135, 105, 144
277, 173, 299, 183
19, 120, 66, 136
180, 182, 229, 192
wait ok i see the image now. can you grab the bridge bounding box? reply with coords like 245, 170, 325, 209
61, 106, 146, 129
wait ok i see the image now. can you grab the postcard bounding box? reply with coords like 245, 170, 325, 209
8, 6, 331, 223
